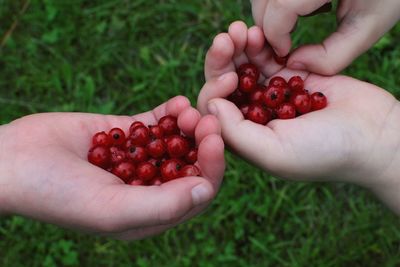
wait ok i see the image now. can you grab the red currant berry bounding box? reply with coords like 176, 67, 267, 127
126, 146, 148, 163
109, 146, 126, 165
158, 115, 179, 136
239, 74, 257, 93
276, 103, 296, 119
92, 131, 111, 147
146, 139, 166, 158
310, 92, 328, 111
88, 146, 111, 168
112, 161, 135, 183
228, 89, 248, 107
108, 128, 126, 146
129, 179, 144, 186
291, 92, 311, 114
129, 121, 145, 134
238, 63, 260, 80
185, 148, 198, 164
240, 104, 250, 117
136, 162, 157, 181
246, 104, 271, 125
263, 85, 285, 108
161, 159, 185, 182
269, 76, 287, 88
166, 135, 190, 158
130, 126, 150, 146
288, 76, 304, 92
179, 165, 200, 177
148, 125, 164, 139
249, 88, 265, 104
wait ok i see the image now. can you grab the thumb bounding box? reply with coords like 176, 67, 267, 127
287, 18, 379, 75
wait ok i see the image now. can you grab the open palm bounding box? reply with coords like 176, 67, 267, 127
198, 21, 400, 187
0, 96, 225, 240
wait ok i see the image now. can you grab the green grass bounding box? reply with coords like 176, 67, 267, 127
1, 0, 400, 266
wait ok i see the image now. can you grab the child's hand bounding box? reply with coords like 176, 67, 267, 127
0, 96, 225, 240
198, 22, 400, 213
251, 0, 400, 75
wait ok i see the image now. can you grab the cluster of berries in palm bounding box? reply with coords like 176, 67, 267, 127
87, 115, 200, 186
228, 63, 328, 124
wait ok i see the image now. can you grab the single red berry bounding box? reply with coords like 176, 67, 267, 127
158, 115, 179, 136
269, 76, 287, 88
109, 146, 126, 165
246, 104, 272, 125
126, 146, 148, 163
291, 92, 311, 114
130, 126, 150, 146
240, 104, 250, 117
228, 89, 249, 107
166, 135, 190, 158
88, 146, 111, 168
179, 165, 201, 178
112, 161, 135, 183
146, 139, 166, 158
273, 53, 288, 65
136, 162, 157, 181
92, 131, 111, 147
263, 85, 285, 108
249, 88, 265, 104
108, 128, 126, 146
288, 76, 304, 92
239, 74, 257, 93
185, 148, 198, 164
238, 63, 260, 80
310, 92, 328, 111
129, 121, 145, 134
148, 125, 164, 139
129, 179, 144, 186
161, 159, 185, 182
276, 103, 296, 119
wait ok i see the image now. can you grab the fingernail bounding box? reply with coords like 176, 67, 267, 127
207, 102, 218, 115
218, 73, 229, 81
191, 184, 212, 205
288, 62, 306, 70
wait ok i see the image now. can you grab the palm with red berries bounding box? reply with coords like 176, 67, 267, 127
198, 22, 399, 186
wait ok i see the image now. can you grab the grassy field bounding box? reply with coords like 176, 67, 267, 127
1, 0, 400, 266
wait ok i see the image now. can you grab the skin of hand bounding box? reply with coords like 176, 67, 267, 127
0, 96, 225, 240
251, 0, 400, 75
197, 21, 400, 214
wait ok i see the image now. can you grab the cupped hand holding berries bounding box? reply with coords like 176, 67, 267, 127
197, 21, 400, 214
0, 96, 225, 239
251, 0, 400, 75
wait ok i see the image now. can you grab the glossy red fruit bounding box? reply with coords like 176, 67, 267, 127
273, 53, 288, 65
238, 63, 260, 80
240, 104, 250, 117
228, 89, 248, 107
246, 104, 271, 125
88, 146, 110, 168
269, 76, 287, 88
146, 139, 166, 158
130, 126, 150, 146
148, 158, 163, 168
276, 103, 296, 119
249, 88, 265, 104
109, 146, 126, 165
166, 135, 190, 158
288, 76, 304, 92
136, 162, 157, 181
126, 146, 148, 163
108, 128, 126, 146
161, 159, 185, 182
291, 92, 311, 114
129, 179, 144, 186
149, 125, 164, 139
239, 74, 257, 93
179, 165, 201, 177
92, 131, 111, 147
129, 121, 145, 134
263, 85, 285, 108
185, 148, 198, 164
310, 92, 328, 111
112, 161, 135, 183
158, 115, 179, 136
